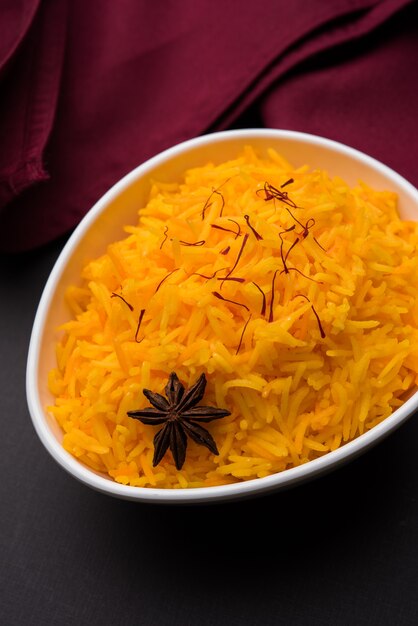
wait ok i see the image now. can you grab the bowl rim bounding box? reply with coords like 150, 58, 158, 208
26, 128, 418, 503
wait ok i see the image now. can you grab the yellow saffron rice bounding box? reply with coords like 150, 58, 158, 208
48, 146, 418, 488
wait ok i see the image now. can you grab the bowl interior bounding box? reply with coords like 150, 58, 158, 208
27, 129, 418, 502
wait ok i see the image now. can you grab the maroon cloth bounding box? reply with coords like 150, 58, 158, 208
0, 0, 66, 208
0, 0, 417, 252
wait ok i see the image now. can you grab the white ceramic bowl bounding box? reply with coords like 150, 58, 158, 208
26, 129, 418, 503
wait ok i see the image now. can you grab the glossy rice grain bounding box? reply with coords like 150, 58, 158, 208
47, 147, 418, 488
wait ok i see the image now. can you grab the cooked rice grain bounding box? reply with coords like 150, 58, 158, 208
48, 147, 418, 488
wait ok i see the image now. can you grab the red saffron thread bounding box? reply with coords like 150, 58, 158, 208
292, 216, 327, 251
215, 190, 225, 217
192, 267, 244, 282
220, 233, 249, 287
294, 217, 316, 239
313, 236, 326, 251
294, 294, 326, 338
284, 206, 305, 230
178, 240, 206, 247
201, 181, 229, 220
244, 215, 263, 240
211, 224, 237, 235
252, 282, 266, 316
257, 182, 298, 209
311, 308, 326, 338
155, 268, 179, 293
228, 219, 241, 239
192, 272, 212, 280
220, 246, 230, 255
286, 213, 326, 250
211, 220, 241, 239
302, 218, 315, 238
268, 270, 279, 323
212, 291, 249, 311
236, 313, 252, 355
280, 267, 323, 284
191, 267, 228, 280
281, 178, 294, 188
160, 226, 169, 250
111, 292, 134, 311
279, 227, 321, 282
135, 309, 146, 343
284, 237, 300, 264
279, 225, 295, 273
201, 190, 214, 220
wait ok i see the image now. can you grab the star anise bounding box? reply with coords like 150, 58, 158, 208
127, 372, 230, 470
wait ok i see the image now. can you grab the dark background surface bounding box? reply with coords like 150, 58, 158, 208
1, 0, 418, 622
1, 236, 418, 626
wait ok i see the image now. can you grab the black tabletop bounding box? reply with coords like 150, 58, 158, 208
1, 236, 418, 626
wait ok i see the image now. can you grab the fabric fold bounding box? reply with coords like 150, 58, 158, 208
260, 0, 418, 183
0, 0, 67, 209
0, 0, 41, 78
213, 0, 415, 131
0, 0, 416, 252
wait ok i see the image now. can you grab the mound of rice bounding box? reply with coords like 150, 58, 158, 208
48, 147, 418, 488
